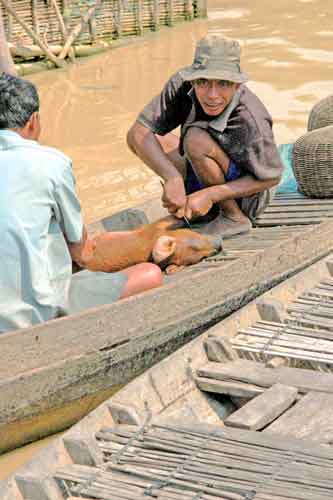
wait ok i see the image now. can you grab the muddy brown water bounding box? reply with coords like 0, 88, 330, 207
1, 0, 333, 480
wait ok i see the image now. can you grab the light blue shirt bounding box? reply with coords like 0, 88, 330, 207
0, 130, 83, 332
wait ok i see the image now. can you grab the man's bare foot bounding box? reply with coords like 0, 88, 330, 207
192, 212, 252, 239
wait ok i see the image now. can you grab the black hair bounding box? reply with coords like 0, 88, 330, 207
0, 73, 39, 129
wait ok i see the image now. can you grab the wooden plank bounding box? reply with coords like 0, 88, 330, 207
197, 360, 333, 394
264, 391, 333, 442
224, 383, 298, 430
195, 376, 264, 398
264, 204, 333, 212
256, 218, 320, 226
257, 212, 331, 219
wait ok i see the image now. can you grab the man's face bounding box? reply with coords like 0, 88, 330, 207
192, 79, 240, 116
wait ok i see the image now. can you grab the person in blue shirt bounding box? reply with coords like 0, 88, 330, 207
0, 73, 162, 333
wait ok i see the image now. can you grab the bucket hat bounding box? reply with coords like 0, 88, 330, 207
179, 35, 248, 83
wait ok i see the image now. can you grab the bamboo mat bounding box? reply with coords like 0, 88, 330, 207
255, 192, 333, 227
231, 262, 333, 371
55, 422, 333, 499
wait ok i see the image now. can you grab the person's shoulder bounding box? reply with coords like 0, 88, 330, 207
163, 69, 192, 95
31, 142, 71, 165
28, 144, 74, 186
237, 85, 273, 138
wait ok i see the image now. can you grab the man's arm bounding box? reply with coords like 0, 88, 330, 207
127, 121, 180, 181
67, 226, 88, 265
127, 121, 187, 216
209, 173, 280, 202
185, 174, 280, 220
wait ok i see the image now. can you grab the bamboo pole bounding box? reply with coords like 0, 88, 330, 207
114, 1, 123, 38
0, 4, 16, 74
58, 0, 102, 60
49, 0, 67, 41
62, 0, 71, 32
49, 0, 75, 61
31, 0, 39, 35
9, 43, 106, 59
6, 9, 12, 41
167, 0, 174, 26
152, 0, 159, 30
136, 0, 143, 35
0, 0, 65, 67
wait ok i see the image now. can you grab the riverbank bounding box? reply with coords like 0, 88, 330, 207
4, 0, 207, 76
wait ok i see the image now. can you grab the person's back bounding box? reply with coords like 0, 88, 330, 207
0, 76, 83, 331
0, 73, 163, 333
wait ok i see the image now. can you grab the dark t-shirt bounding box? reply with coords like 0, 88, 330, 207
137, 70, 284, 183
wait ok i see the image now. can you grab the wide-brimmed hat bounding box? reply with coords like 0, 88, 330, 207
179, 35, 248, 83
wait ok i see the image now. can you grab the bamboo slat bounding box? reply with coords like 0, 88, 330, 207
256, 192, 333, 227
54, 423, 333, 500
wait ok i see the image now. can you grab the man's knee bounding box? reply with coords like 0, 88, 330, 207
184, 127, 212, 161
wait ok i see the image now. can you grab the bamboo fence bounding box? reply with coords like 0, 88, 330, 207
2, 0, 206, 48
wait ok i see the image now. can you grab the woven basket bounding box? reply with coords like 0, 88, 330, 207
308, 95, 333, 132
292, 125, 333, 197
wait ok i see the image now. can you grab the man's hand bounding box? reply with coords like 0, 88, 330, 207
185, 189, 214, 220
161, 176, 187, 218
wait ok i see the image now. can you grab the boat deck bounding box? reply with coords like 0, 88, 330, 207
168, 191, 333, 281
4, 239, 333, 499
53, 422, 333, 500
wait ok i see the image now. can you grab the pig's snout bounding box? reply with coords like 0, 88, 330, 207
206, 234, 223, 253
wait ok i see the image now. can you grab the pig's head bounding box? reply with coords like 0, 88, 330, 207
152, 228, 222, 274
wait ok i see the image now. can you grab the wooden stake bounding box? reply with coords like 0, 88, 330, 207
153, 0, 159, 30
58, 0, 102, 60
62, 0, 71, 32
167, 0, 174, 26
0, 5, 16, 74
31, 0, 39, 35
49, 0, 67, 41
136, 0, 143, 35
49, 0, 75, 61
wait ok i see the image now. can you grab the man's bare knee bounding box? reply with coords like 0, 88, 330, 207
184, 127, 230, 177
184, 127, 213, 161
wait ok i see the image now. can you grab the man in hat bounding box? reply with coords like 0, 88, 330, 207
127, 35, 284, 237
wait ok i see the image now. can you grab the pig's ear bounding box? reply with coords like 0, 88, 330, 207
152, 235, 176, 264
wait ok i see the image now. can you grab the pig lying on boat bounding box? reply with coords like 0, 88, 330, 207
80, 216, 222, 274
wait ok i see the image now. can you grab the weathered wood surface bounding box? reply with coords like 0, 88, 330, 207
224, 383, 298, 430
196, 376, 264, 398
196, 355, 333, 417
51, 423, 333, 500
256, 191, 333, 226
197, 359, 333, 395
3, 251, 333, 498
265, 391, 333, 442
232, 319, 333, 367
1, 219, 332, 453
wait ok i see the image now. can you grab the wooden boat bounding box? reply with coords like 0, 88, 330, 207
2, 192, 333, 456
3, 235, 333, 498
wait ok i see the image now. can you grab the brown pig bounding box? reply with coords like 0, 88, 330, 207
80, 216, 222, 274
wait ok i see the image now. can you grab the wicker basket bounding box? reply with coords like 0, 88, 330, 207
292, 125, 333, 197
308, 95, 333, 132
